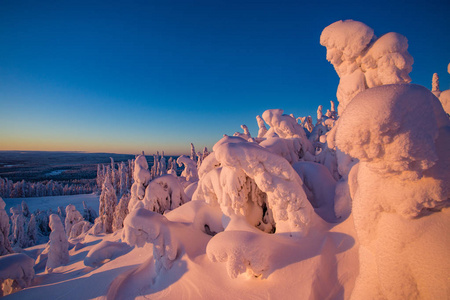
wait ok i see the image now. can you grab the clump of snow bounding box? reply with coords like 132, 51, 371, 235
0, 253, 35, 296
84, 240, 132, 268
335, 84, 450, 299
46, 214, 69, 273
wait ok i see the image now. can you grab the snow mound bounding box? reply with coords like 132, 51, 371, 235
0, 253, 35, 296
84, 240, 132, 268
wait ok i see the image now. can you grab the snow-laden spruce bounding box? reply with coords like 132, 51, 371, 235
46, 214, 69, 273
98, 172, 117, 234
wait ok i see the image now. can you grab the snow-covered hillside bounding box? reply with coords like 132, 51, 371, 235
1, 20, 449, 300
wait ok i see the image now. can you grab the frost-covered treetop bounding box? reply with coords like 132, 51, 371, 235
0, 197, 5, 210
448, 62, 450, 74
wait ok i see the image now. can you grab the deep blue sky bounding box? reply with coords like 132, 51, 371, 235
1, 0, 449, 155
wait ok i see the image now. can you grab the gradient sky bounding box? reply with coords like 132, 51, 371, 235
1, 0, 449, 155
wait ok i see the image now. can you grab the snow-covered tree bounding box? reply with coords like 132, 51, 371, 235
9, 206, 27, 249
99, 173, 117, 234
432, 72, 440, 93
177, 155, 199, 184
64, 204, 84, 238
193, 136, 317, 236
112, 192, 130, 231
0, 198, 13, 256
320, 20, 413, 115
139, 175, 189, 214
190, 143, 197, 163
82, 201, 97, 224
21, 201, 30, 218
256, 115, 268, 138
335, 84, 450, 299
46, 214, 69, 273
26, 214, 37, 247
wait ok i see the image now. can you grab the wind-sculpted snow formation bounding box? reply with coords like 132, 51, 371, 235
320, 20, 413, 115
194, 135, 316, 236
335, 84, 450, 299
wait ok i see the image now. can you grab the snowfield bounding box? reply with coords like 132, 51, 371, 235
1, 19, 450, 299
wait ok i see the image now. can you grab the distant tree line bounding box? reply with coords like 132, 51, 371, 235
0, 178, 95, 198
